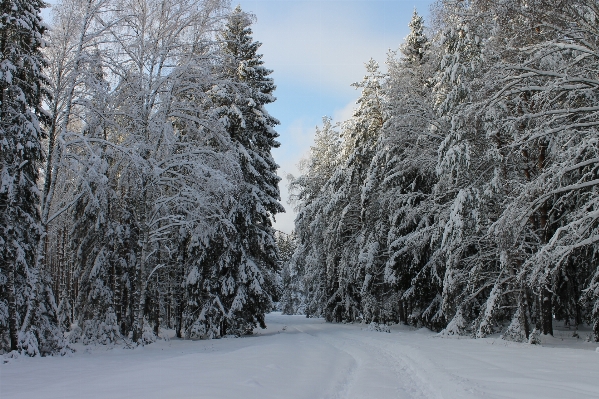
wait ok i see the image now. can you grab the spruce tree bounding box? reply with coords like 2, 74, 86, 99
288, 117, 342, 319
342, 59, 386, 323
0, 0, 62, 355
375, 9, 441, 328
277, 231, 301, 314
213, 6, 283, 334
402, 9, 429, 64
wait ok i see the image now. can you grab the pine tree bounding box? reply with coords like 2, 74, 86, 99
300, 61, 386, 323
282, 0, 599, 343
0, 0, 63, 355
479, 0, 599, 340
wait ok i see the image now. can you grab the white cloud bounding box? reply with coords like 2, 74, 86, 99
240, 0, 436, 234
271, 97, 358, 234
272, 119, 317, 234
247, 1, 407, 95
332, 98, 357, 124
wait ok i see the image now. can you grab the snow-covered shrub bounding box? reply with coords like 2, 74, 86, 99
440, 308, 468, 336
475, 285, 502, 338
18, 331, 41, 357
81, 309, 120, 345
67, 325, 83, 344
140, 321, 157, 345
502, 309, 527, 343
367, 322, 391, 333
528, 328, 541, 345
186, 319, 220, 340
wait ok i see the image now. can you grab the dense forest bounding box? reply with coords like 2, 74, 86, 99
1, 0, 283, 355
3, 0, 599, 358
283, 0, 599, 343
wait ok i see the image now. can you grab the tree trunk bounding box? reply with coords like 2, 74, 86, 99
399, 298, 408, 325
120, 284, 129, 334
153, 298, 160, 337
593, 304, 599, 342
221, 318, 227, 336
398, 299, 405, 324
133, 225, 150, 343
133, 270, 147, 343
541, 285, 553, 336
537, 140, 553, 336
335, 304, 342, 323
7, 264, 19, 351
176, 301, 183, 339
519, 288, 532, 339
112, 261, 120, 329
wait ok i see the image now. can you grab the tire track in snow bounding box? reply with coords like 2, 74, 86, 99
357, 333, 486, 399
290, 324, 359, 399
328, 331, 437, 399
292, 323, 436, 399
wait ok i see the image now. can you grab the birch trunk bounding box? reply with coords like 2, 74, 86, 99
21, 0, 100, 335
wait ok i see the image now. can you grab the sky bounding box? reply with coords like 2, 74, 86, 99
42, 0, 436, 234
235, 0, 436, 233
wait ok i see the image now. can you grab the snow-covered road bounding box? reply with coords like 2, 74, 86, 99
2, 313, 598, 399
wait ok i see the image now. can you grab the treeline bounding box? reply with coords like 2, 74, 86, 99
284, 0, 599, 342
1, 0, 283, 356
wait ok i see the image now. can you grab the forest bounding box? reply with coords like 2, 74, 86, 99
2, 0, 599, 359
1, 0, 283, 355
281, 0, 599, 344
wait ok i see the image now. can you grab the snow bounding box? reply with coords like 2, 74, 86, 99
2, 313, 599, 399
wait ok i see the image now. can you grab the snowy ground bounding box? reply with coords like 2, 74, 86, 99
2, 313, 599, 399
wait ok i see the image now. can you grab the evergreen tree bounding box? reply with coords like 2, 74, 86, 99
191, 6, 283, 336
281, 0, 599, 343
288, 117, 342, 318
277, 231, 301, 314
479, 0, 599, 340
0, 0, 63, 355
378, 9, 442, 328
293, 61, 386, 323
342, 59, 387, 323
402, 9, 429, 64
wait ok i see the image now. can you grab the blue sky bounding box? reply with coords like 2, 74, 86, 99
42, 0, 436, 234
237, 0, 436, 233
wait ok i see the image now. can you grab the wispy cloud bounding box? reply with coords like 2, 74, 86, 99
333, 99, 357, 125
248, 1, 418, 94
272, 97, 359, 234
272, 118, 317, 233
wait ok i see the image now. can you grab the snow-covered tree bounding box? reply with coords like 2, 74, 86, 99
343, 59, 388, 323
285, 0, 599, 343
479, 0, 599, 340
40, 0, 248, 344
288, 117, 342, 318
277, 231, 301, 314
289, 61, 386, 323
0, 0, 64, 355
182, 6, 283, 337
376, 9, 443, 328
